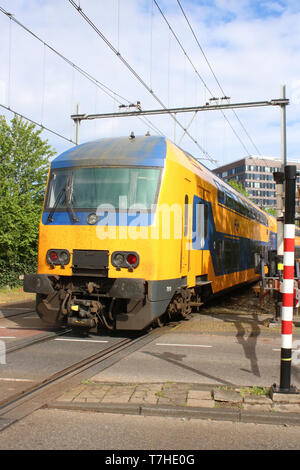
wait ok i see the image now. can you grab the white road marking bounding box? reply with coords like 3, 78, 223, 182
155, 343, 212, 348
54, 338, 109, 343
272, 348, 297, 352
0, 336, 16, 339
0, 378, 34, 382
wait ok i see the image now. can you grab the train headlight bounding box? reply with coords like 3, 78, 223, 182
111, 251, 139, 269
113, 253, 125, 267
59, 250, 70, 265
87, 213, 98, 225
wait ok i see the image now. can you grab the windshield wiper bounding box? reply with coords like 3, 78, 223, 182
47, 176, 79, 224
65, 176, 79, 223
47, 187, 65, 223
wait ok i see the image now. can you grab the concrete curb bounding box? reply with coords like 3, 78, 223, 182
47, 400, 300, 426
48, 381, 300, 427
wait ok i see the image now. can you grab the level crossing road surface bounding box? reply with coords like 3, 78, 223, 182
1, 294, 300, 450
1, 408, 300, 450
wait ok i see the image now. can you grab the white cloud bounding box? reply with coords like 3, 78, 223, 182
0, 0, 299, 166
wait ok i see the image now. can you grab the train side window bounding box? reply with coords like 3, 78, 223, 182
184, 195, 189, 237
233, 241, 239, 269
216, 239, 223, 274
227, 196, 233, 209
224, 239, 232, 271
218, 190, 225, 204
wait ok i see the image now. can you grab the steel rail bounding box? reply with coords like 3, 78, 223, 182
0, 322, 175, 426
5, 328, 71, 354
0, 336, 132, 411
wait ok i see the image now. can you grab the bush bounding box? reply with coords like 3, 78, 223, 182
0, 259, 38, 288
0, 115, 56, 286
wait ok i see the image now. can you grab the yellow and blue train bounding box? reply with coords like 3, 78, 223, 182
24, 134, 280, 331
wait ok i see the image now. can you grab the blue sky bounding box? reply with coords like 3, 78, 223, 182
0, 0, 299, 169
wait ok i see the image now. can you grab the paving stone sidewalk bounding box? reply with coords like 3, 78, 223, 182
54, 381, 300, 414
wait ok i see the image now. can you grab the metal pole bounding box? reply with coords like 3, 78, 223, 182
281, 85, 287, 166
74, 103, 80, 145
280, 165, 296, 392
274, 86, 287, 320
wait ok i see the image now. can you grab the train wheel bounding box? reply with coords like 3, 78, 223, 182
155, 316, 164, 327
167, 291, 192, 321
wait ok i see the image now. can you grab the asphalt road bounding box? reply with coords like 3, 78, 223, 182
91, 331, 300, 388
1, 408, 300, 450
1, 298, 300, 450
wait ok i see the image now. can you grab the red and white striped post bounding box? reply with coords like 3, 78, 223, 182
280, 165, 297, 392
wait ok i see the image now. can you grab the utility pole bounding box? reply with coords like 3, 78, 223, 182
74, 103, 81, 145
272, 86, 288, 321
278, 85, 287, 260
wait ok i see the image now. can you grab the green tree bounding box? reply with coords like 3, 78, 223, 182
227, 178, 249, 197
0, 115, 56, 286
262, 207, 276, 216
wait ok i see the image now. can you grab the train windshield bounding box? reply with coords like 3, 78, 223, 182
46, 167, 161, 210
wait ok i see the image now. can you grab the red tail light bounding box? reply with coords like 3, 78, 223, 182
127, 253, 137, 265
111, 251, 139, 269
49, 250, 58, 262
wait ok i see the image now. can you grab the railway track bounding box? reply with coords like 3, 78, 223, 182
0, 323, 172, 432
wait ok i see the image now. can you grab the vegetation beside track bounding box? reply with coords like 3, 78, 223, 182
0, 115, 55, 287
0, 286, 34, 305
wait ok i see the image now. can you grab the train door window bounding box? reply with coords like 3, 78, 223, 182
232, 241, 239, 270
184, 195, 189, 237
196, 203, 205, 248
224, 239, 232, 271
215, 239, 223, 274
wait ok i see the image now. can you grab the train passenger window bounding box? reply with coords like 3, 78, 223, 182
218, 190, 225, 204
215, 239, 223, 274
184, 195, 189, 237
232, 241, 239, 269
227, 196, 233, 209
224, 239, 232, 271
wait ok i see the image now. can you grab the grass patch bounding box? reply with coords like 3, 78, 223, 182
240, 386, 270, 397
0, 286, 34, 305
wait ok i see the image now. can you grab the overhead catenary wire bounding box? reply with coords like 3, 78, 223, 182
0, 5, 164, 140
152, 0, 252, 157
175, 0, 277, 187
0, 102, 76, 144
176, 0, 262, 156
67, 0, 216, 163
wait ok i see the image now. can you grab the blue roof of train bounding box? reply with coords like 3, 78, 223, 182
51, 136, 167, 168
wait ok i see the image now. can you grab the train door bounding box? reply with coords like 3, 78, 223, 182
181, 180, 191, 280
193, 187, 206, 275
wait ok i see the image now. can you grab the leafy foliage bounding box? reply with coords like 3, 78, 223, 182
227, 178, 249, 197
0, 115, 55, 286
